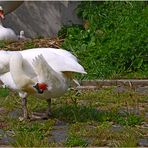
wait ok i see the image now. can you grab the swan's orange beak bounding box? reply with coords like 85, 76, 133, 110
0, 10, 4, 19
38, 83, 48, 91
33, 83, 48, 94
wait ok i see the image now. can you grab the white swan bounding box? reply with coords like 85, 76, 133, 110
0, 6, 18, 41
0, 48, 86, 119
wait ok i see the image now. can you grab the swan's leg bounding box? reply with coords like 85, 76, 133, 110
46, 98, 52, 117
22, 97, 29, 119
19, 93, 29, 120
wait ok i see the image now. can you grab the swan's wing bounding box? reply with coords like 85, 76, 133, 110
21, 48, 87, 74
45, 53, 87, 74
43, 49, 87, 74
32, 55, 60, 90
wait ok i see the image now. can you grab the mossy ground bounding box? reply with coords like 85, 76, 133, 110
0, 86, 147, 147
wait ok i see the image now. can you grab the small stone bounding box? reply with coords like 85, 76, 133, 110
141, 122, 148, 128
0, 107, 7, 114
113, 86, 128, 93
0, 129, 5, 137
145, 112, 148, 118
49, 125, 68, 143
138, 138, 148, 147
111, 124, 123, 132
136, 86, 148, 94
55, 119, 66, 126
8, 109, 22, 119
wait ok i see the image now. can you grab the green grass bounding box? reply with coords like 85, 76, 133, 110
58, 1, 148, 79
23, 41, 37, 49
0, 87, 9, 97
0, 86, 147, 147
65, 135, 88, 147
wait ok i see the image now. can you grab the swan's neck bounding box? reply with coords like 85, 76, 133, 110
0, 19, 3, 26
0, 51, 12, 74
10, 52, 35, 93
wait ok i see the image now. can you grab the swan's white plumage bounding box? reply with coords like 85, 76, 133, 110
0, 48, 86, 118
0, 6, 18, 41
0, 72, 17, 90
0, 48, 86, 97
0, 26, 18, 41
32, 54, 70, 97
20, 48, 86, 74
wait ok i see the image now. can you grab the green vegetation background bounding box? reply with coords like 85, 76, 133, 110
58, 1, 148, 79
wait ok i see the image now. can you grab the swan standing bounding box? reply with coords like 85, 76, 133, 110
0, 48, 86, 119
0, 6, 18, 41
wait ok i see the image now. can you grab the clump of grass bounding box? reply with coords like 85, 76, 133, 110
24, 41, 37, 49
53, 104, 143, 126
65, 135, 88, 147
0, 87, 9, 97
0, 41, 6, 48
114, 114, 144, 126
11, 120, 55, 147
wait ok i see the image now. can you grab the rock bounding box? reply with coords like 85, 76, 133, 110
0, 129, 5, 137
0, 129, 15, 145
138, 138, 148, 147
111, 124, 124, 132
136, 86, 148, 94
49, 125, 68, 143
113, 86, 128, 93
55, 119, 67, 126
0, 107, 7, 114
8, 109, 22, 119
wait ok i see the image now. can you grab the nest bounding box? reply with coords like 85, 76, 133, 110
0, 37, 64, 51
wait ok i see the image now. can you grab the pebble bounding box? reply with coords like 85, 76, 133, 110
138, 138, 148, 147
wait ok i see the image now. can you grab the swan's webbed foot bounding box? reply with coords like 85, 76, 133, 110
30, 98, 52, 120
19, 116, 30, 121
31, 112, 51, 120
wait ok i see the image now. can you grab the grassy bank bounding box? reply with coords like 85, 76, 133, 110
58, 1, 148, 79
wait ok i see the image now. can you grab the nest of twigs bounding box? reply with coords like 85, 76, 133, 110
0, 37, 64, 51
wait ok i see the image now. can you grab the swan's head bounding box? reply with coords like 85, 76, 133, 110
33, 83, 48, 94
0, 6, 5, 19
20, 30, 24, 36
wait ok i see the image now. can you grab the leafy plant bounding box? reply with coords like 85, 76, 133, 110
114, 114, 144, 126
59, 1, 148, 79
